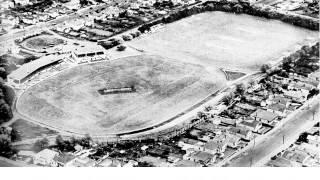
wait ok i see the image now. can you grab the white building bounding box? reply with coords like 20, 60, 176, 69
33, 149, 59, 166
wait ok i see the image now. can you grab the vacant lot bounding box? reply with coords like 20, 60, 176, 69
22, 35, 64, 51
17, 55, 224, 135
129, 11, 318, 73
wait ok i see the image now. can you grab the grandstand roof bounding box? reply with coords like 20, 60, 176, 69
9, 54, 64, 81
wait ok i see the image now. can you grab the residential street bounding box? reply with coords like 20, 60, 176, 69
225, 96, 320, 167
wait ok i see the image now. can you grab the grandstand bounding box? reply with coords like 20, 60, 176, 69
8, 54, 65, 84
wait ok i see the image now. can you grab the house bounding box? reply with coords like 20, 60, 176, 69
96, 158, 123, 167
139, 156, 172, 167
146, 148, 168, 158
307, 135, 320, 146
203, 140, 227, 154
123, 160, 138, 167
267, 95, 291, 107
65, 156, 96, 167
309, 71, 320, 82
185, 151, 216, 165
226, 134, 241, 148
167, 153, 183, 163
268, 157, 296, 167
282, 150, 311, 166
53, 153, 76, 167
219, 116, 238, 126
64, 0, 81, 10
267, 103, 287, 117
283, 90, 308, 103
33, 149, 59, 166
244, 94, 264, 106
14, 0, 30, 6
238, 120, 262, 132
228, 127, 252, 140
174, 159, 201, 167
178, 138, 204, 151
234, 103, 257, 111
250, 109, 279, 125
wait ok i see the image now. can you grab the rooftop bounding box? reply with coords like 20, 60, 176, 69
251, 109, 278, 122
9, 54, 65, 81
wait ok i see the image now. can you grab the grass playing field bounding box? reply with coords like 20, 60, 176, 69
22, 35, 64, 51
17, 55, 224, 135
129, 11, 318, 73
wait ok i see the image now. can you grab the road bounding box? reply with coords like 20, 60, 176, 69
224, 95, 320, 167
0, 3, 106, 48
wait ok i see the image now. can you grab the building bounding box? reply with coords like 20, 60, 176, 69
234, 103, 257, 111
267, 103, 287, 117
33, 149, 59, 166
8, 54, 65, 84
283, 90, 308, 103
53, 153, 76, 167
229, 127, 252, 140
174, 159, 201, 167
178, 138, 204, 151
282, 150, 311, 166
65, 157, 97, 167
14, 0, 30, 6
238, 120, 262, 132
185, 151, 216, 165
203, 140, 227, 154
69, 45, 106, 64
96, 158, 123, 167
63, 0, 80, 10
250, 109, 279, 125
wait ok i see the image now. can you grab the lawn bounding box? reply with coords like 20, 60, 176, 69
10, 119, 57, 141
22, 35, 64, 51
17, 55, 224, 135
129, 11, 318, 73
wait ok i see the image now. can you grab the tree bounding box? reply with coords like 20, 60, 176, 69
33, 138, 49, 152
79, 134, 92, 148
0, 67, 6, 80
117, 45, 127, 51
10, 128, 21, 142
0, 100, 13, 124
248, 79, 256, 88
222, 93, 234, 106
235, 83, 246, 95
55, 135, 65, 151
260, 64, 271, 73
0, 137, 16, 158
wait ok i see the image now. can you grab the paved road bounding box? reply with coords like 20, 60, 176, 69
225, 96, 320, 167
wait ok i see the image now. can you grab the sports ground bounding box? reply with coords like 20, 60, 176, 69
17, 11, 318, 136
17, 55, 222, 135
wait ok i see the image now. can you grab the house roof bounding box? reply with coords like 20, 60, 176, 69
229, 127, 251, 137
69, 157, 96, 167
35, 149, 59, 160
97, 158, 122, 167
174, 160, 201, 167
267, 103, 286, 113
234, 103, 256, 111
282, 150, 310, 163
191, 151, 215, 162
203, 141, 219, 151
180, 138, 202, 146
53, 153, 75, 164
251, 109, 278, 122
239, 120, 262, 129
